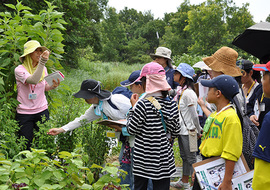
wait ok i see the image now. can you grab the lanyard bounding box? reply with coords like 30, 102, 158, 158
177, 90, 185, 109
246, 81, 255, 97
260, 93, 264, 103
30, 84, 37, 93
164, 66, 170, 73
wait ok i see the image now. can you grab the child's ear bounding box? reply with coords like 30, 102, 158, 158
216, 90, 222, 97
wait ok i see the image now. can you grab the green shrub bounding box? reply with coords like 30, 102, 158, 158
0, 148, 128, 189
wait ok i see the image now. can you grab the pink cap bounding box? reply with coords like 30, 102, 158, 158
134, 62, 165, 82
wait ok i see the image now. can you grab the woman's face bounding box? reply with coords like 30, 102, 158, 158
85, 96, 99, 104
155, 57, 167, 68
30, 47, 43, 66
208, 70, 223, 79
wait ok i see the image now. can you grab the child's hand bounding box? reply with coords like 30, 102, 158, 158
218, 180, 232, 190
250, 115, 259, 126
130, 93, 139, 107
197, 97, 206, 108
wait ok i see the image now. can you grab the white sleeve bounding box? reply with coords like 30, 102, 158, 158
187, 105, 202, 132
61, 105, 100, 132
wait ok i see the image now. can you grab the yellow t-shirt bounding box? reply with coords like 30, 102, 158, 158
252, 158, 270, 189
199, 107, 243, 161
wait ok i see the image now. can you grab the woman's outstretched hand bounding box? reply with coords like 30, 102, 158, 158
47, 128, 65, 136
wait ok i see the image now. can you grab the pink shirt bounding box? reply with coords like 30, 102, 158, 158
15, 65, 48, 114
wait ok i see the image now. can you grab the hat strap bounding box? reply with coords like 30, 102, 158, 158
88, 81, 101, 93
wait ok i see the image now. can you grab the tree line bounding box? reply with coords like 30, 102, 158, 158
1, 0, 270, 67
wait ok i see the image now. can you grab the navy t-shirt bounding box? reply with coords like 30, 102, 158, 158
253, 111, 270, 163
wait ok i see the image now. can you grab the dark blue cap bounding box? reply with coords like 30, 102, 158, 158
201, 75, 239, 101
120, 70, 141, 87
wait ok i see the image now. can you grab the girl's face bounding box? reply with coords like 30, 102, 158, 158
262, 71, 270, 98
30, 47, 43, 67
85, 96, 99, 104
174, 71, 185, 86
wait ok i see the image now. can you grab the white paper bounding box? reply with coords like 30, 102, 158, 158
194, 157, 248, 190
231, 170, 254, 190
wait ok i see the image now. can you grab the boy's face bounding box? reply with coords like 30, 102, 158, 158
206, 87, 218, 103
262, 71, 270, 98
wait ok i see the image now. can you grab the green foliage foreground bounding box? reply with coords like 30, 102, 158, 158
0, 148, 128, 190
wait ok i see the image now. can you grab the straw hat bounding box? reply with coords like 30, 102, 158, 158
203, 46, 242, 77
19, 40, 49, 63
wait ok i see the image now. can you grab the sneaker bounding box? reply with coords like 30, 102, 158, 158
183, 182, 191, 190
170, 179, 191, 190
170, 178, 183, 188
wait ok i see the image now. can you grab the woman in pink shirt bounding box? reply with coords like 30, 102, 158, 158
15, 40, 60, 150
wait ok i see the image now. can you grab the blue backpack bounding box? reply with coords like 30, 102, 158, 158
107, 86, 133, 110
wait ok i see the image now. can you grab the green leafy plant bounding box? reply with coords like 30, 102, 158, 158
0, 148, 128, 190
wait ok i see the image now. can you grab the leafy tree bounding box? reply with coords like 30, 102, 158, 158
266, 14, 270, 22
0, 1, 65, 98
99, 7, 127, 62
161, 0, 195, 55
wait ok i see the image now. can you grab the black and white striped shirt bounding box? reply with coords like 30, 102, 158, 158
127, 97, 180, 180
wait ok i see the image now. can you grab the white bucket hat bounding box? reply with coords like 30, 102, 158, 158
150, 47, 173, 65
19, 40, 49, 63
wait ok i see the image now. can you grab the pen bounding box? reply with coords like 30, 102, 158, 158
200, 181, 218, 190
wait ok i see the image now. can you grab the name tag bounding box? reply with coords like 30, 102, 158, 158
260, 103, 265, 112
106, 131, 116, 138
28, 93, 37, 100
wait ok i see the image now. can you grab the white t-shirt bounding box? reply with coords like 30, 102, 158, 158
178, 88, 198, 135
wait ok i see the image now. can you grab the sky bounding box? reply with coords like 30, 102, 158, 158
107, 0, 270, 23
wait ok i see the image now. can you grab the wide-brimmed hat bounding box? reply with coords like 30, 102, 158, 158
134, 62, 166, 83
134, 62, 171, 93
19, 40, 49, 63
73, 79, 111, 100
120, 70, 141, 87
201, 75, 239, 101
203, 46, 242, 77
150, 47, 173, 64
175, 63, 195, 81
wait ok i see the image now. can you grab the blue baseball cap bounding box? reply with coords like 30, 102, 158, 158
201, 75, 239, 101
120, 70, 141, 87
175, 63, 195, 81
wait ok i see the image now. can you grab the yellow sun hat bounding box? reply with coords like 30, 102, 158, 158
19, 40, 49, 63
